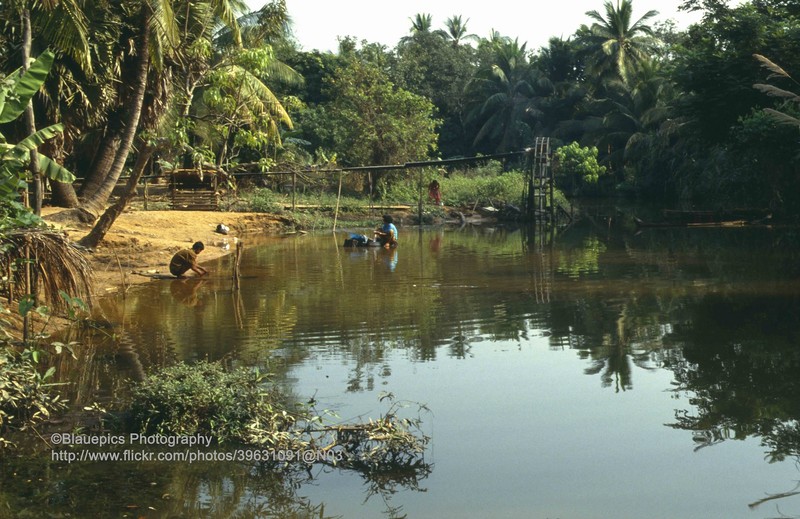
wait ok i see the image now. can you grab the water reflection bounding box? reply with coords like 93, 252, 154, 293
16, 223, 800, 517
666, 294, 800, 458
169, 278, 208, 307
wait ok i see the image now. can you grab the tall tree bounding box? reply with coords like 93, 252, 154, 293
313, 56, 438, 177
584, 60, 674, 179
76, 0, 173, 215
465, 39, 549, 153
79, 0, 248, 247
409, 13, 433, 34
393, 28, 476, 157
580, 0, 659, 85
436, 15, 476, 46
189, 45, 299, 169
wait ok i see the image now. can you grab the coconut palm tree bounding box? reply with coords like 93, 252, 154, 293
436, 15, 476, 46
76, 0, 178, 215
78, 0, 251, 209
581, 59, 674, 177
400, 13, 436, 46
465, 39, 550, 153
409, 13, 433, 34
581, 0, 659, 85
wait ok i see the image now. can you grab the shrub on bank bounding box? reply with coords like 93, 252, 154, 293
231, 160, 575, 225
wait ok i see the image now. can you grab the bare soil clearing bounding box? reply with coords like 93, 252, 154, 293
42, 207, 288, 298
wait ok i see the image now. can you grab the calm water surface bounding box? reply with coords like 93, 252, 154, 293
4, 222, 800, 519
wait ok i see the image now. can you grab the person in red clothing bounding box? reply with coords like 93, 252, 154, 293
428, 179, 442, 206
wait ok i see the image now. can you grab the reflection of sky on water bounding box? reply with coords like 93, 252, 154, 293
289, 333, 799, 519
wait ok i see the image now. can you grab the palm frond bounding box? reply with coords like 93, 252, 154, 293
753, 83, 799, 101
0, 230, 93, 313
753, 54, 791, 80
223, 64, 292, 127
763, 107, 800, 126
211, 0, 247, 45
36, 0, 92, 75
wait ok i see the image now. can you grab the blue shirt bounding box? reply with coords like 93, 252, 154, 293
382, 222, 398, 240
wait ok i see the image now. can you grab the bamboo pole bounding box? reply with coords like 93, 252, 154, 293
23, 241, 32, 343
333, 169, 343, 232
232, 240, 243, 290
292, 170, 297, 211
417, 168, 423, 224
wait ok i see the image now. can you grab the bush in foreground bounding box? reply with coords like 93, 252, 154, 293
0, 345, 66, 448
129, 361, 297, 447
129, 361, 430, 472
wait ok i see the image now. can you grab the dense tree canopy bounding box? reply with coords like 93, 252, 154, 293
2, 0, 800, 230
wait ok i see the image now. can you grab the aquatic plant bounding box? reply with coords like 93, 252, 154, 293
130, 361, 298, 446
129, 361, 430, 474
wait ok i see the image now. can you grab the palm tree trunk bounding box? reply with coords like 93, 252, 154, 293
79, 142, 154, 249
79, 122, 123, 200
50, 181, 80, 207
21, 8, 42, 215
80, 13, 150, 215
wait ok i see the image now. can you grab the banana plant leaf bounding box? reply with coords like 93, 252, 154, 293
38, 154, 75, 183
13, 123, 65, 153
0, 50, 55, 124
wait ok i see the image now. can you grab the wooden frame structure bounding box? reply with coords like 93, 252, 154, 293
524, 137, 554, 220
169, 168, 220, 211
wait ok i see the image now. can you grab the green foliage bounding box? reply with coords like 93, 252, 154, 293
0, 49, 75, 227
0, 344, 67, 448
314, 55, 439, 173
438, 172, 526, 207
579, 0, 658, 85
195, 44, 297, 167
129, 361, 430, 471
381, 163, 525, 207
556, 235, 607, 277
130, 361, 299, 446
241, 188, 283, 213
554, 142, 606, 194
392, 30, 476, 157
465, 39, 544, 154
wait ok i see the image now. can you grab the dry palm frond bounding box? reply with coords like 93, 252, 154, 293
1, 229, 93, 313
753, 83, 800, 100
763, 108, 800, 127
753, 54, 792, 80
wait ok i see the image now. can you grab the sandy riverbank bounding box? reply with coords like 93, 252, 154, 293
42, 207, 289, 298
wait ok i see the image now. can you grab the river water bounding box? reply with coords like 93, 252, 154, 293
3, 220, 800, 519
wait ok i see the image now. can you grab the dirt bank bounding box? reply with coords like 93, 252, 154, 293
42, 208, 289, 298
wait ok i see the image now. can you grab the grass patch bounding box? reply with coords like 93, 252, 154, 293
230, 161, 569, 225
